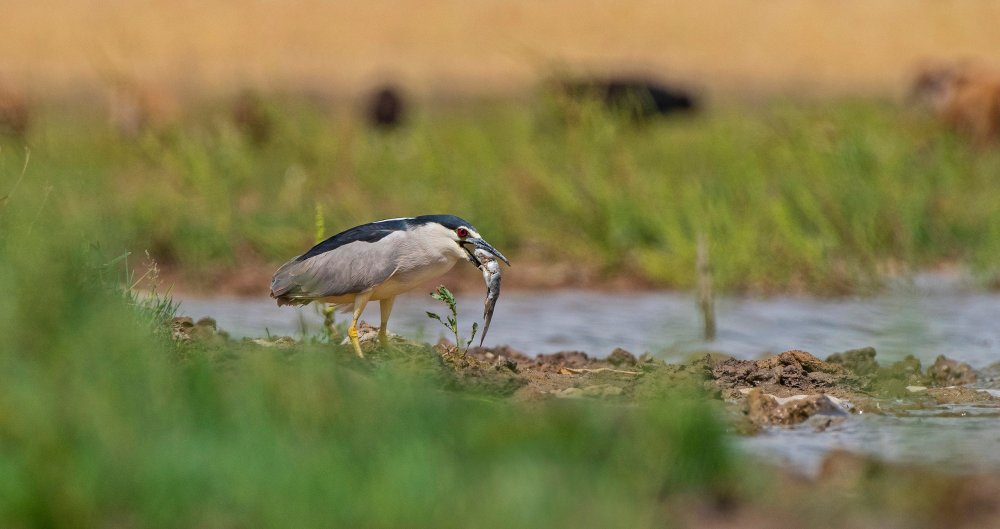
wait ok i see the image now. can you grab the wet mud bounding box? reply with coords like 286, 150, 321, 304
172, 315, 999, 418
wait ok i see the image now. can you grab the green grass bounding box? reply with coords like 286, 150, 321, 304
2, 144, 995, 527
5, 96, 1000, 293
0, 181, 734, 528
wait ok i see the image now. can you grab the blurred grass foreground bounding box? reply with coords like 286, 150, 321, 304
0, 180, 731, 527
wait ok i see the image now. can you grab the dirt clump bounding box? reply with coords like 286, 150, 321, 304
713, 350, 848, 398
531, 351, 594, 371
464, 345, 714, 402
607, 347, 638, 366
462, 346, 642, 400
467, 345, 533, 366
170, 316, 229, 344
745, 389, 849, 428
927, 355, 977, 386
436, 348, 526, 396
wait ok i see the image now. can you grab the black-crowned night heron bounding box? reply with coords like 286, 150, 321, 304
270, 214, 510, 357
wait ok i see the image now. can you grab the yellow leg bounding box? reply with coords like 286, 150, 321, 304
348, 291, 372, 358
378, 296, 396, 346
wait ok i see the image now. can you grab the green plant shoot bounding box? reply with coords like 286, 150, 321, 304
426, 285, 478, 355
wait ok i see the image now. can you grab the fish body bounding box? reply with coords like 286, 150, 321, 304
474, 248, 502, 346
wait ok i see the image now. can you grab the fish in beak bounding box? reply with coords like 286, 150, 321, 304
472, 248, 503, 347
463, 238, 510, 268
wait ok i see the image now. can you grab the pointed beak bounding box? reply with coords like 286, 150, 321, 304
464, 238, 510, 266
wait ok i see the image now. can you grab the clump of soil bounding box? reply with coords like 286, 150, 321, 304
170, 316, 229, 344
436, 347, 526, 396
607, 347, 638, 366
713, 350, 849, 398
709, 345, 1000, 426
744, 389, 849, 429
460, 345, 710, 401
927, 355, 977, 386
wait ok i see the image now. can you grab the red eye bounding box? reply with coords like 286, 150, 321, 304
456, 228, 469, 238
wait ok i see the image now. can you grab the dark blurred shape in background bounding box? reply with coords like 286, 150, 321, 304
543, 74, 699, 126
366, 84, 406, 130
910, 61, 1000, 146
0, 80, 30, 138
560, 76, 698, 121
231, 89, 274, 146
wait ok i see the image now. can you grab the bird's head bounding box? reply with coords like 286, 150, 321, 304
417, 214, 510, 268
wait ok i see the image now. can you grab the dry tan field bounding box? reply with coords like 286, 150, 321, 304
2, 0, 1000, 99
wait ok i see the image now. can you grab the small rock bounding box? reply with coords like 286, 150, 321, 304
906, 385, 928, 393
927, 355, 977, 386
496, 359, 518, 373
171, 316, 194, 328
169, 316, 195, 342
745, 389, 849, 427
169, 315, 230, 344
607, 348, 638, 367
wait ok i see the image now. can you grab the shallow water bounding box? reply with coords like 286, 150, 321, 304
741, 404, 1000, 475
174, 279, 1000, 474
176, 279, 1000, 366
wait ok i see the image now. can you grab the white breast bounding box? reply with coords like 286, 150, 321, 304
370, 223, 465, 300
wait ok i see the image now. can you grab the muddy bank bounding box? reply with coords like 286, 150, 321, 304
173, 315, 999, 421
450, 342, 999, 424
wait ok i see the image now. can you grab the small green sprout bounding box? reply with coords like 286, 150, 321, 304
426, 285, 478, 355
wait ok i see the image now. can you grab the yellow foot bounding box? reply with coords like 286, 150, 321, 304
378, 330, 390, 347
348, 325, 364, 358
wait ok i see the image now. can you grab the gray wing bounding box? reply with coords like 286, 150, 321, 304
270, 232, 403, 306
